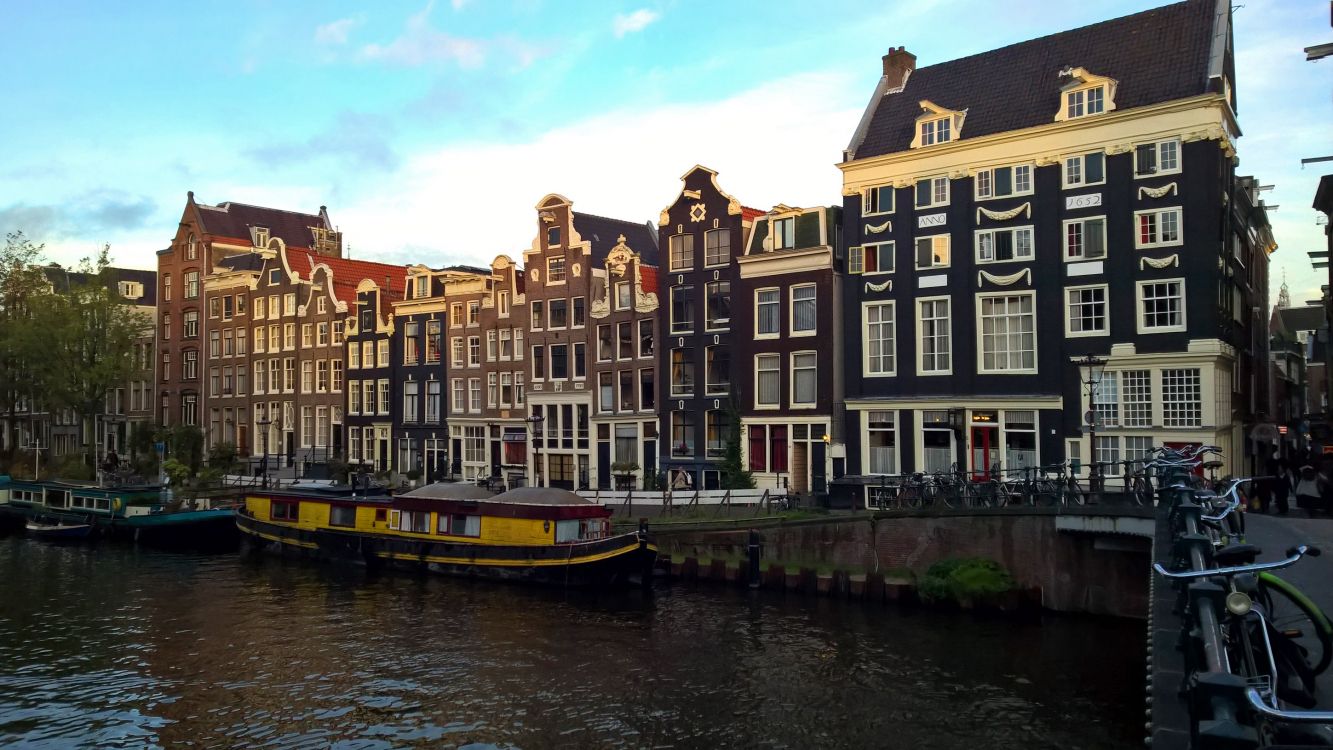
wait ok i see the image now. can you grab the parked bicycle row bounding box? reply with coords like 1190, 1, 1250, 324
1151, 443, 1333, 746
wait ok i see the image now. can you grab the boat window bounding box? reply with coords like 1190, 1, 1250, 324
46, 490, 69, 508
271, 501, 299, 522
95, 498, 110, 511
397, 510, 430, 534
329, 505, 356, 528
440, 514, 480, 537
374, 508, 387, 523
555, 519, 581, 543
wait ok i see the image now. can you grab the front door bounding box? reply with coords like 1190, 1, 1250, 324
811, 441, 827, 494
970, 426, 998, 479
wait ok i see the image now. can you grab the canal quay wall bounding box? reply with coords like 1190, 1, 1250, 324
650, 510, 1151, 618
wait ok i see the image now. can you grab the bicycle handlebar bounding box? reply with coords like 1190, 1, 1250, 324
1152, 545, 1320, 580
1198, 476, 1269, 522
1245, 688, 1333, 723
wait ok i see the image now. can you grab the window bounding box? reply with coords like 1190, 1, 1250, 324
301, 406, 314, 448
705, 411, 727, 459
183, 310, 199, 338
530, 300, 544, 330
791, 285, 816, 334
974, 165, 1032, 200
532, 345, 545, 380
403, 321, 419, 364
918, 298, 951, 374
671, 411, 695, 457
301, 361, 314, 393
285, 324, 296, 350
755, 354, 780, 407
548, 299, 568, 329
705, 229, 731, 266
547, 226, 560, 247
854, 410, 895, 475
378, 379, 390, 414
377, 339, 389, 367
185, 271, 199, 299
350, 379, 362, 414
864, 302, 896, 376
163, 274, 172, 303
1063, 152, 1105, 188
468, 378, 481, 412
615, 282, 631, 311
705, 281, 730, 330
705, 345, 729, 395
791, 352, 817, 406
285, 358, 296, 392
1066, 285, 1108, 337
572, 297, 585, 328
598, 372, 614, 412
450, 303, 464, 327
979, 293, 1036, 372
547, 256, 566, 284
914, 176, 949, 209
486, 330, 497, 361
618, 370, 634, 412
756, 289, 780, 337
550, 343, 568, 380
426, 320, 441, 363
441, 514, 481, 538
670, 348, 693, 396
863, 185, 895, 215
1134, 139, 1181, 177
596, 325, 614, 362
267, 295, 279, 320
639, 369, 654, 411
451, 337, 464, 368
499, 328, 512, 360
1138, 279, 1185, 333
270, 501, 299, 522
914, 235, 950, 269
487, 373, 497, 407
236, 328, 247, 355
848, 241, 894, 275
330, 505, 356, 528
573, 341, 586, 379
638, 319, 653, 358
1065, 85, 1105, 119
669, 233, 694, 271
403, 381, 419, 422
772, 217, 795, 250
468, 336, 480, 367
919, 116, 951, 146
749, 426, 767, 472
1161, 368, 1202, 427
499, 373, 513, 407
1123, 370, 1153, 427
1093, 372, 1119, 428
1136, 208, 1182, 248
1064, 217, 1106, 260
498, 291, 510, 317
670, 285, 694, 333
284, 293, 296, 316
161, 313, 172, 340
316, 322, 328, 346
975, 226, 1034, 263
616, 322, 633, 360
451, 379, 465, 412
209, 297, 219, 319
268, 268, 281, 286
209, 330, 220, 357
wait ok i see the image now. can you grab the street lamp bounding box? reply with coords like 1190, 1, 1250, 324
257, 417, 272, 488
525, 414, 545, 488
1077, 353, 1108, 493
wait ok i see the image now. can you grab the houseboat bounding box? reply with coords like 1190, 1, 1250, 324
0, 477, 237, 548
236, 482, 657, 586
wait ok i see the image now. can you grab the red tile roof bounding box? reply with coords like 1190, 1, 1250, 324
639, 264, 659, 293
741, 206, 765, 221
283, 248, 408, 306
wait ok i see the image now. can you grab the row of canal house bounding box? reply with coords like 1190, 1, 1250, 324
156, 0, 1275, 502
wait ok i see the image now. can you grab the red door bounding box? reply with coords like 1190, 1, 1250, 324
970, 426, 998, 480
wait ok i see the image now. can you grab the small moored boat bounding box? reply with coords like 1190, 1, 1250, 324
236, 482, 657, 586
25, 520, 95, 541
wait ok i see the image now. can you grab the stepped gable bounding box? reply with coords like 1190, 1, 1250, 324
855, 0, 1217, 159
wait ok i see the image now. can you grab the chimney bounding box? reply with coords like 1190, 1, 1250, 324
882, 46, 916, 91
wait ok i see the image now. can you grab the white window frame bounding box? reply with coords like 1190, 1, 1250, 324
790, 351, 817, 408
789, 284, 816, 337
1063, 216, 1107, 261
918, 116, 951, 146
1136, 278, 1186, 334
973, 164, 1033, 201
974, 226, 1034, 264
772, 217, 796, 250
848, 241, 894, 276
547, 256, 567, 284
1062, 151, 1106, 189
862, 185, 895, 216
863, 301, 896, 377
1065, 284, 1110, 338
754, 353, 781, 410
1134, 207, 1183, 249
914, 176, 949, 209
755, 287, 780, 340
914, 235, 950, 270
1064, 84, 1106, 120
669, 285, 694, 334
1133, 138, 1182, 178
976, 291, 1037, 374
916, 296, 952, 376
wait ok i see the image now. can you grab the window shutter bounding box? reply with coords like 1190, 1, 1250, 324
1087, 220, 1105, 258
995, 167, 1012, 197
996, 231, 1013, 261
915, 180, 930, 207
916, 238, 932, 267
1135, 144, 1155, 175
1086, 153, 1105, 183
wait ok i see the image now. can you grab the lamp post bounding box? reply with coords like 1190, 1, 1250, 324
525, 413, 545, 489
1078, 353, 1108, 493
257, 417, 272, 488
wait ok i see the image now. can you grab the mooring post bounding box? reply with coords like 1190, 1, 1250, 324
747, 528, 761, 589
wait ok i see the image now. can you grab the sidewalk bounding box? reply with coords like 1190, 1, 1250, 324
1243, 512, 1333, 708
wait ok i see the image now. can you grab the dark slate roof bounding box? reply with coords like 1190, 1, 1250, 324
1278, 305, 1326, 334
573, 212, 659, 266
195, 200, 330, 247
399, 482, 496, 500
217, 252, 266, 272
441, 264, 492, 276
854, 0, 1217, 159
488, 486, 595, 506
41, 264, 158, 306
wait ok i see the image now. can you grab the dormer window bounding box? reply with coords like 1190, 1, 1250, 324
186, 234, 197, 261
117, 281, 143, 299
1054, 68, 1117, 122
414, 276, 429, 299
773, 217, 795, 250
547, 227, 560, 247
910, 101, 966, 149
252, 227, 270, 248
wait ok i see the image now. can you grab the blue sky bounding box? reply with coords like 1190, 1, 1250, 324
1, 0, 1328, 302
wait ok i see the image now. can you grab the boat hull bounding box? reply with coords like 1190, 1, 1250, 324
236, 513, 657, 587
0, 504, 237, 550
25, 523, 95, 541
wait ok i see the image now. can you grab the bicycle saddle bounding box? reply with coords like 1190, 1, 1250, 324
1213, 544, 1261, 565
1202, 461, 1224, 470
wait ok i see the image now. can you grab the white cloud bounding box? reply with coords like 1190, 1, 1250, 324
332, 72, 861, 267
451, 0, 468, 9
315, 17, 362, 45
613, 9, 660, 38
360, 1, 486, 68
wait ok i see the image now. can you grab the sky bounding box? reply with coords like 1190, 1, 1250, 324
0, 0, 1329, 303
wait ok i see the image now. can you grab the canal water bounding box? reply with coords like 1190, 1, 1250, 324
0, 534, 1142, 749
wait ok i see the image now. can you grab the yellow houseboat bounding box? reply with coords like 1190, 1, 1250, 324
236, 482, 657, 586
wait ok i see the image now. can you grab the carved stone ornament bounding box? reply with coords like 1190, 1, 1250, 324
977, 268, 1032, 288
865, 279, 893, 293
727, 197, 742, 216
590, 295, 611, 319
1034, 155, 1059, 167
976, 202, 1032, 223
659, 208, 671, 227
1138, 182, 1178, 200
1107, 143, 1132, 155
530, 268, 539, 282
1140, 254, 1180, 270
539, 211, 556, 224
682, 189, 701, 199
605, 236, 634, 277
689, 203, 707, 223
865, 220, 892, 235
571, 262, 581, 278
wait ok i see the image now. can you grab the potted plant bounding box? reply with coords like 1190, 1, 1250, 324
611, 461, 639, 491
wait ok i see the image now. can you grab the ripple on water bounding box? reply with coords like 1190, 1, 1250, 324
0, 536, 1142, 749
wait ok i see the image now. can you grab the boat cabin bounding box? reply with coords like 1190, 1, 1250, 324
3, 478, 163, 519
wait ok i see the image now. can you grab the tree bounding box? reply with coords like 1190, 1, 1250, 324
718, 394, 755, 490
31, 244, 151, 468
0, 232, 52, 459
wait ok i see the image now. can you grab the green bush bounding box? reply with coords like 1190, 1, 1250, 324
917, 558, 1015, 605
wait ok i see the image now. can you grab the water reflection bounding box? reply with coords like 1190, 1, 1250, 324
0, 535, 1140, 749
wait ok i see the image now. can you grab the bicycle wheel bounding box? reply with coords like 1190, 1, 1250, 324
1067, 479, 1086, 506
1259, 572, 1333, 676
903, 485, 926, 510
